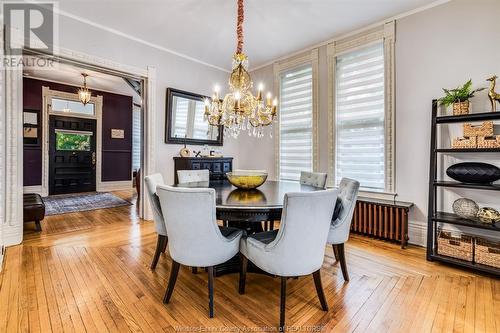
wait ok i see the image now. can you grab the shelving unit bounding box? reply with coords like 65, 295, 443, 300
427, 100, 500, 276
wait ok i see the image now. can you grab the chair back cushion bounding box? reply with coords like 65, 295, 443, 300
299, 171, 327, 188
327, 178, 360, 244
249, 190, 337, 276
156, 185, 240, 266
144, 173, 167, 236
177, 169, 210, 184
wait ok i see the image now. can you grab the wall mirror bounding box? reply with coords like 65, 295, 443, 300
165, 88, 223, 145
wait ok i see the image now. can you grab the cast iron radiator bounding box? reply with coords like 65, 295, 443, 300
350, 197, 414, 248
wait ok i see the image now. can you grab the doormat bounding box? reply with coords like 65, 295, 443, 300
44, 192, 131, 216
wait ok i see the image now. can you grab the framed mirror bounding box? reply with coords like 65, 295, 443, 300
165, 88, 223, 146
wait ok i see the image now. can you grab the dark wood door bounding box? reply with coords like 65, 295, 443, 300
49, 115, 97, 195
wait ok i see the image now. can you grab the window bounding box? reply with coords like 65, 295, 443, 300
51, 97, 95, 116
55, 130, 92, 151
335, 42, 385, 190
132, 105, 141, 172
279, 64, 314, 181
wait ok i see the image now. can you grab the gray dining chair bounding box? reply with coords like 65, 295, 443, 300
156, 184, 243, 318
177, 169, 210, 184
327, 178, 360, 281
144, 173, 168, 270
300, 171, 327, 188
239, 189, 338, 330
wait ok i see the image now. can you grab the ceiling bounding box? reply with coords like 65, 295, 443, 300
58, 0, 444, 71
23, 58, 141, 104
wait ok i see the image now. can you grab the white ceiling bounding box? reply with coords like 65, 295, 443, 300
23, 58, 141, 103
58, 0, 443, 71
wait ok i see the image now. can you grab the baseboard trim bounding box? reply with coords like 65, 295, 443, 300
23, 185, 42, 194
98, 180, 133, 192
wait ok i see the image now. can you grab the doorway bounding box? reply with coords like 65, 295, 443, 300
49, 115, 97, 195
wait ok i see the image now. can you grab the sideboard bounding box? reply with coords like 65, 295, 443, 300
173, 157, 233, 184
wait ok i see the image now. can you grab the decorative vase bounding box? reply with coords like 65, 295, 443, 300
446, 162, 500, 184
452, 100, 470, 115
452, 198, 479, 219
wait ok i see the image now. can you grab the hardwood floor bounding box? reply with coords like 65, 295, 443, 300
1, 190, 498, 332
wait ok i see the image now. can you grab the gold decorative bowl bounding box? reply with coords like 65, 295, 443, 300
226, 170, 268, 189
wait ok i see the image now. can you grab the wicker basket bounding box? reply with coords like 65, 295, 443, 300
452, 136, 477, 149
477, 136, 500, 149
463, 121, 494, 138
437, 229, 473, 261
453, 101, 470, 115
475, 238, 500, 268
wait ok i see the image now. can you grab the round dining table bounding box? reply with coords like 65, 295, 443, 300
175, 180, 324, 275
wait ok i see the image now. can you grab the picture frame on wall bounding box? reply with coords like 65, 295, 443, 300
23, 109, 41, 147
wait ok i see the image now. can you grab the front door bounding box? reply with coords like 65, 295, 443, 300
49, 115, 97, 195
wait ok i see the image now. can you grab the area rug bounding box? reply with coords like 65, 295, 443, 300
44, 192, 131, 216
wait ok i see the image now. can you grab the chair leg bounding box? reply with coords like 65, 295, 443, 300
279, 277, 287, 331
312, 270, 328, 311
332, 244, 339, 262
163, 260, 180, 303
337, 243, 349, 281
35, 220, 42, 232
239, 254, 248, 294
192, 267, 198, 274
151, 235, 167, 270
269, 220, 274, 231
208, 266, 214, 318
162, 236, 168, 253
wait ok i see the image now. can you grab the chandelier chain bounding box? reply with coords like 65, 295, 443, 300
236, 0, 244, 54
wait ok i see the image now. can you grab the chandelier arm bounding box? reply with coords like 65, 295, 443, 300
236, 0, 244, 54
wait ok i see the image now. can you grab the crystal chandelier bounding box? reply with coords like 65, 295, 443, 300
205, 0, 277, 138
78, 73, 91, 105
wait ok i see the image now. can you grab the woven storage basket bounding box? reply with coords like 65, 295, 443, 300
463, 121, 494, 138
453, 101, 470, 115
452, 136, 477, 149
477, 136, 500, 149
437, 229, 473, 261
475, 238, 500, 268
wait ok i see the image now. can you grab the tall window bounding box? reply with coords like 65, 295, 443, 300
279, 65, 313, 181
132, 104, 141, 172
335, 42, 385, 190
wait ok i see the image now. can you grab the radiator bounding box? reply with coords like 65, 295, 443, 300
350, 198, 413, 248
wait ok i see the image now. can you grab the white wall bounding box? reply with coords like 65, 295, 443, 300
246, 0, 500, 246
55, 14, 240, 185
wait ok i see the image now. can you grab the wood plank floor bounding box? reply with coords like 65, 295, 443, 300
1, 190, 498, 332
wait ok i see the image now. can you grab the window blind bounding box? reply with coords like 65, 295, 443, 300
173, 97, 188, 138
279, 65, 313, 181
335, 42, 385, 190
132, 105, 141, 172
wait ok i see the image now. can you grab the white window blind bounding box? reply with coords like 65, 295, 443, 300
173, 97, 188, 138
132, 105, 141, 172
279, 65, 313, 181
335, 42, 385, 190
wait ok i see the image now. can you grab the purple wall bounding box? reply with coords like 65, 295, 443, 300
23, 77, 133, 185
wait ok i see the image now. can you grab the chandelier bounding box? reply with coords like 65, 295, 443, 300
78, 73, 91, 105
204, 0, 277, 138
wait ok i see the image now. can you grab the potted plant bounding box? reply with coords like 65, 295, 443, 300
439, 79, 485, 115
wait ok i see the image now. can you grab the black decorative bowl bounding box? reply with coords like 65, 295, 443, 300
446, 162, 500, 184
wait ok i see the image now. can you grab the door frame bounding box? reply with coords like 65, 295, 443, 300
3, 45, 156, 247
41, 88, 103, 197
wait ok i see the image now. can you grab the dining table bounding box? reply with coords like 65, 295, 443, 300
174, 180, 324, 275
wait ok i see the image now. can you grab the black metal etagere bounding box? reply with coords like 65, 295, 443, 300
427, 100, 500, 276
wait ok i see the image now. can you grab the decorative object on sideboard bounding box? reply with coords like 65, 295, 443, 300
477, 207, 500, 224
193, 151, 202, 158
226, 170, 268, 189
452, 198, 479, 219
446, 162, 500, 184
487, 75, 500, 112
451, 120, 500, 149
438, 79, 485, 116
179, 136, 191, 157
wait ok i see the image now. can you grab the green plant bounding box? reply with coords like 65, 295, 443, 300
438, 79, 485, 107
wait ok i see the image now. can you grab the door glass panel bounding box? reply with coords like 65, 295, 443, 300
52, 97, 95, 116
55, 130, 92, 151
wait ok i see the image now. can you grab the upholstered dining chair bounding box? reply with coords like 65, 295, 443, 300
156, 185, 243, 318
144, 173, 168, 270
239, 189, 337, 330
327, 178, 360, 282
300, 171, 328, 188
177, 169, 210, 184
